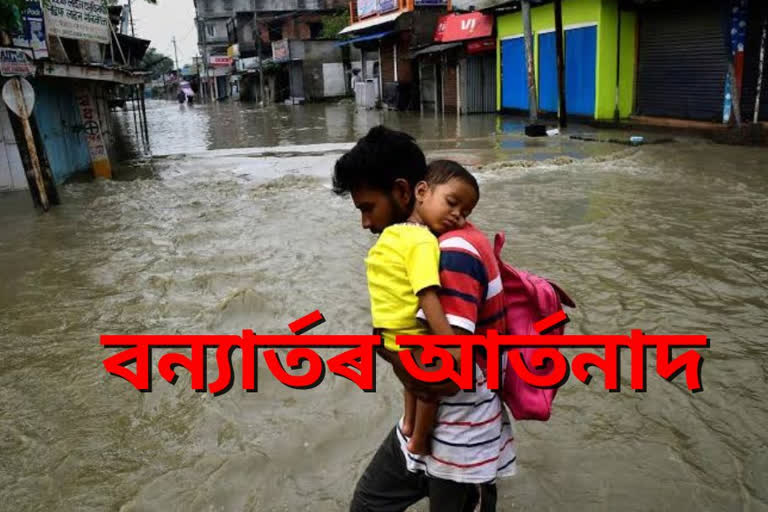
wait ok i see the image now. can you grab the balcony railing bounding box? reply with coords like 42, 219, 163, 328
200, 10, 233, 18
205, 34, 230, 44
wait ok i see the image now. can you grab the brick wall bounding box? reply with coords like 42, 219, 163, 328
281, 15, 324, 41
282, 18, 298, 39
256, 24, 269, 43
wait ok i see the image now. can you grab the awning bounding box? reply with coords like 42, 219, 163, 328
36, 62, 148, 85
335, 30, 396, 47
411, 42, 462, 58
434, 12, 494, 43
339, 11, 404, 35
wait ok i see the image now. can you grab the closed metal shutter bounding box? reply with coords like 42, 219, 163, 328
289, 61, 304, 98
465, 54, 496, 114
637, 1, 728, 121
420, 60, 438, 111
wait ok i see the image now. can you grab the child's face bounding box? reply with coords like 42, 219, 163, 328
415, 178, 478, 235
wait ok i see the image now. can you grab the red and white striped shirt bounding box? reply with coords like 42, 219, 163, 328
405, 224, 516, 484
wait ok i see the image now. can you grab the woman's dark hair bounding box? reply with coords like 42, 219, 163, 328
425, 160, 479, 199
332, 126, 427, 196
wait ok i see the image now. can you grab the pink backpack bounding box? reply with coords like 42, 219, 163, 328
493, 233, 575, 421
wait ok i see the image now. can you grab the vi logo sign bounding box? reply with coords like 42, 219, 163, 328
461, 18, 477, 32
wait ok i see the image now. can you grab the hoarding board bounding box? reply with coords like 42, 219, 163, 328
44, 0, 110, 44
357, 0, 378, 18
378, 0, 398, 13
272, 39, 289, 62
0, 48, 35, 77
12, 1, 48, 59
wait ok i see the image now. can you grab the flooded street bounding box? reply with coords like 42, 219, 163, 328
1, 100, 767, 511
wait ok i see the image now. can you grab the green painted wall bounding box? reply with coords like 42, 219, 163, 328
596, 0, 617, 119
495, 0, 636, 119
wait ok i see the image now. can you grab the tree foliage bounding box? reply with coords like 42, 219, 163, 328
320, 10, 351, 40
140, 47, 175, 78
0, 0, 27, 34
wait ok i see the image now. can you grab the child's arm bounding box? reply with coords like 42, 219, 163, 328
417, 287, 455, 336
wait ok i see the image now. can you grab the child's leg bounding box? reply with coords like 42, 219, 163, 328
402, 388, 417, 436
401, 346, 419, 436
407, 398, 438, 455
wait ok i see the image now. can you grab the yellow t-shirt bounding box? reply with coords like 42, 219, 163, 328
365, 224, 440, 351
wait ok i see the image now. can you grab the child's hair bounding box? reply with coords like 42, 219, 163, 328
425, 160, 479, 199
332, 126, 427, 196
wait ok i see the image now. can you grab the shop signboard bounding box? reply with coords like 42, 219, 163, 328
434, 12, 494, 42
209, 56, 233, 67
0, 48, 35, 76
43, 0, 110, 44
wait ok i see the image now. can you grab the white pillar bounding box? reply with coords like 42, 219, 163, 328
394, 42, 398, 82
377, 43, 383, 103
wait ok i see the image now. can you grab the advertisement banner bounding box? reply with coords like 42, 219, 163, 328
75, 88, 111, 179
0, 48, 36, 77
357, 0, 378, 18
272, 40, 289, 62
12, 1, 48, 59
44, 0, 110, 44
378, 0, 398, 13
236, 57, 260, 71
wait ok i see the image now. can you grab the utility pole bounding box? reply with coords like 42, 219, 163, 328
200, 19, 210, 101
9, 78, 49, 211
521, 0, 538, 123
554, 0, 567, 128
172, 36, 180, 72
256, 13, 265, 105
128, 0, 135, 37
754, 13, 766, 123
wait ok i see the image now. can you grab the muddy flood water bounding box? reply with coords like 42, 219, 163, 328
1, 100, 767, 511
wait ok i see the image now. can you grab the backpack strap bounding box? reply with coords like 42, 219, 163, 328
548, 280, 576, 308
494, 232, 506, 260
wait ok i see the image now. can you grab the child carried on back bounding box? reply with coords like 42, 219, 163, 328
366, 160, 479, 454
